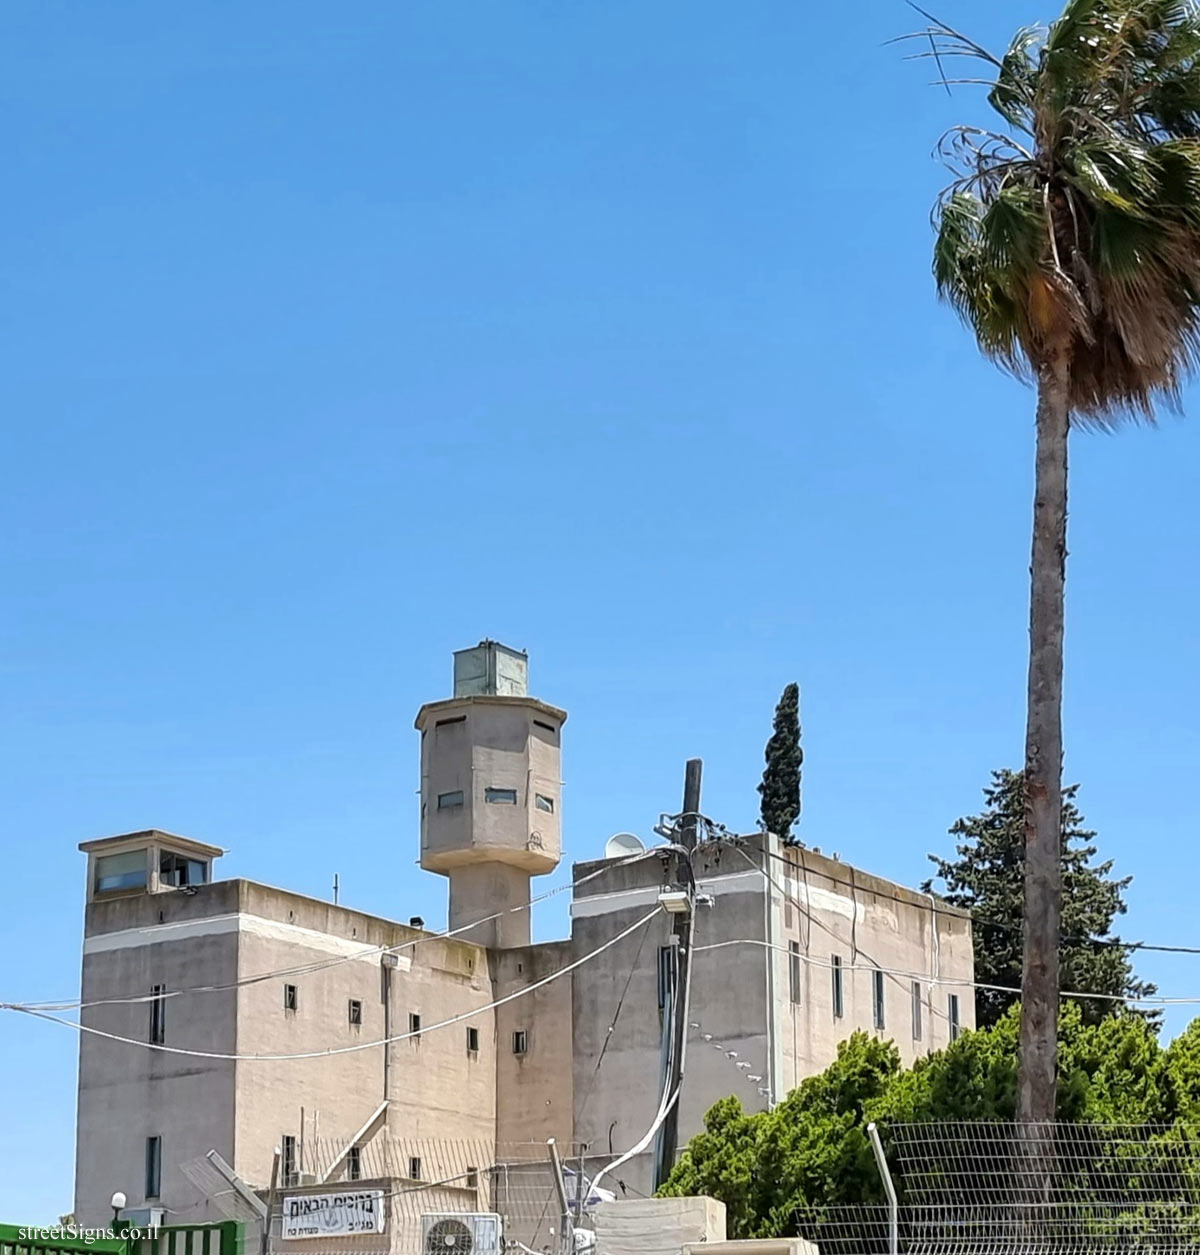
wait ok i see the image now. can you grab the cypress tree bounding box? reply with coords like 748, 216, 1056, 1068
758, 683, 802, 843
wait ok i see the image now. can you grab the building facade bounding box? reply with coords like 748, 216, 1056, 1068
73, 641, 974, 1235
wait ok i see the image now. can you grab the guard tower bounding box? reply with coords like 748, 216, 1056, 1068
416, 641, 566, 948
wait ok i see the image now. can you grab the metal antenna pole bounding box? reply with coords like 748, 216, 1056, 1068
655, 758, 701, 1189
867, 1122, 898, 1255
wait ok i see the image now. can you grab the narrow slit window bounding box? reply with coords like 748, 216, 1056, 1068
347, 1146, 362, 1181
284, 983, 298, 1012
282, 1135, 297, 1187
831, 954, 844, 1019
409, 1156, 422, 1181
788, 941, 802, 1005
467, 1026, 480, 1053
513, 1029, 528, 1055
437, 790, 464, 810
949, 993, 961, 1042
409, 1012, 421, 1037
467, 1166, 479, 1190
912, 981, 923, 1041
145, 1135, 162, 1199
484, 787, 518, 805
149, 984, 166, 1045
348, 999, 362, 1027
872, 969, 886, 1030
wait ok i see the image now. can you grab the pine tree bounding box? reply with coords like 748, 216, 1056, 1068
924, 769, 1156, 1028
758, 683, 802, 843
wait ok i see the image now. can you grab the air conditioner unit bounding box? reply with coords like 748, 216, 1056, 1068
422, 1212, 503, 1255
296, 1172, 318, 1186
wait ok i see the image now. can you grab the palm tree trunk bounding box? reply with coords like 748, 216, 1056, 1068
1017, 350, 1070, 1128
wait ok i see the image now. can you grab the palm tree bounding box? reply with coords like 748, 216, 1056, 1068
916, 0, 1200, 1122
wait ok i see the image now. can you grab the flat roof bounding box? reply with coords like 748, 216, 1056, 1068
78, 829, 225, 859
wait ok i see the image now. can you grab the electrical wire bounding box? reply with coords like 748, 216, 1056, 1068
757, 841, 1200, 956
0, 907, 662, 1062
19, 846, 666, 1014
716, 850, 1200, 1009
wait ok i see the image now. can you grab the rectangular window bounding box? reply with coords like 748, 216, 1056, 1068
149, 985, 166, 1045
409, 1012, 421, 1037
347, 1146, 362, 1181
949, 994, 961, 1042
435, 715, 467, 728
535, 793, 555, 813
831, 954, 844, 1019
533, 720, 557, 735
282, 1135, 297, 1187
95, 849, 148, 894
467, 1166, 479, 1190
409, 1156, 422, 1181
912, 981, 923, 1041
284, 983, 298, 1012
513, 1029, 528, 1055
348, 999, 362, 1026
159, 851, 209, 888
484, 787, 518, 805
788, 941, 802, 1005
657, 944, 678, 1012
467, 1026, 480, 1053
872, 969, 886, 1030
145, 1135, 162, 1199
437, 790, 464, 810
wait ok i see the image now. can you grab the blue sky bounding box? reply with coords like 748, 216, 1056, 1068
2, 0, 1198, 1222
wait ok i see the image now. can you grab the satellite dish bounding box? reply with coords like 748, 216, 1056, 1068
605, 832, 645, 859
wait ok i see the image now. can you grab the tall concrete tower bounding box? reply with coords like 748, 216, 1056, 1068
416, 640, 566, 948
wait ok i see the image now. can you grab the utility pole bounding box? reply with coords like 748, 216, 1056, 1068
654, 758, 701, 1190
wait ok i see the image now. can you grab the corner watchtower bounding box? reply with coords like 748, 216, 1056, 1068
416, 641, 566, 948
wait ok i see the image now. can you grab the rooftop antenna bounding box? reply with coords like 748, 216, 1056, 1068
332, 873, 339, 906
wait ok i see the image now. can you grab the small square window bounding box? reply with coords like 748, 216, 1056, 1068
409, 1012, 421, 1037
348, 999, 362, 1026
284, 984, 298, 1012
484, 787, 518, 805
513, 1029, 528, 1055
437, 790, 464, 810
467, 1026, 480, 1053
347, 1146, 362, 1181
409, 1156, 422, 1181
535, 793, 555, 813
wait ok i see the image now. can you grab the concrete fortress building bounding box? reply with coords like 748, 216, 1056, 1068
73, 641, 975, 1239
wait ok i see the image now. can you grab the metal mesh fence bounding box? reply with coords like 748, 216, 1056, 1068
188, 1140, 592, 1255
801, 1123, 1200, 1255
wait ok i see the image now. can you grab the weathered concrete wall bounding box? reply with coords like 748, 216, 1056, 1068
74, 880, 239, 1224
230, 881, 497, 1186
492, 941, 574, 1145
769, 839, 975, 1094
570, 849, 770, 1199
